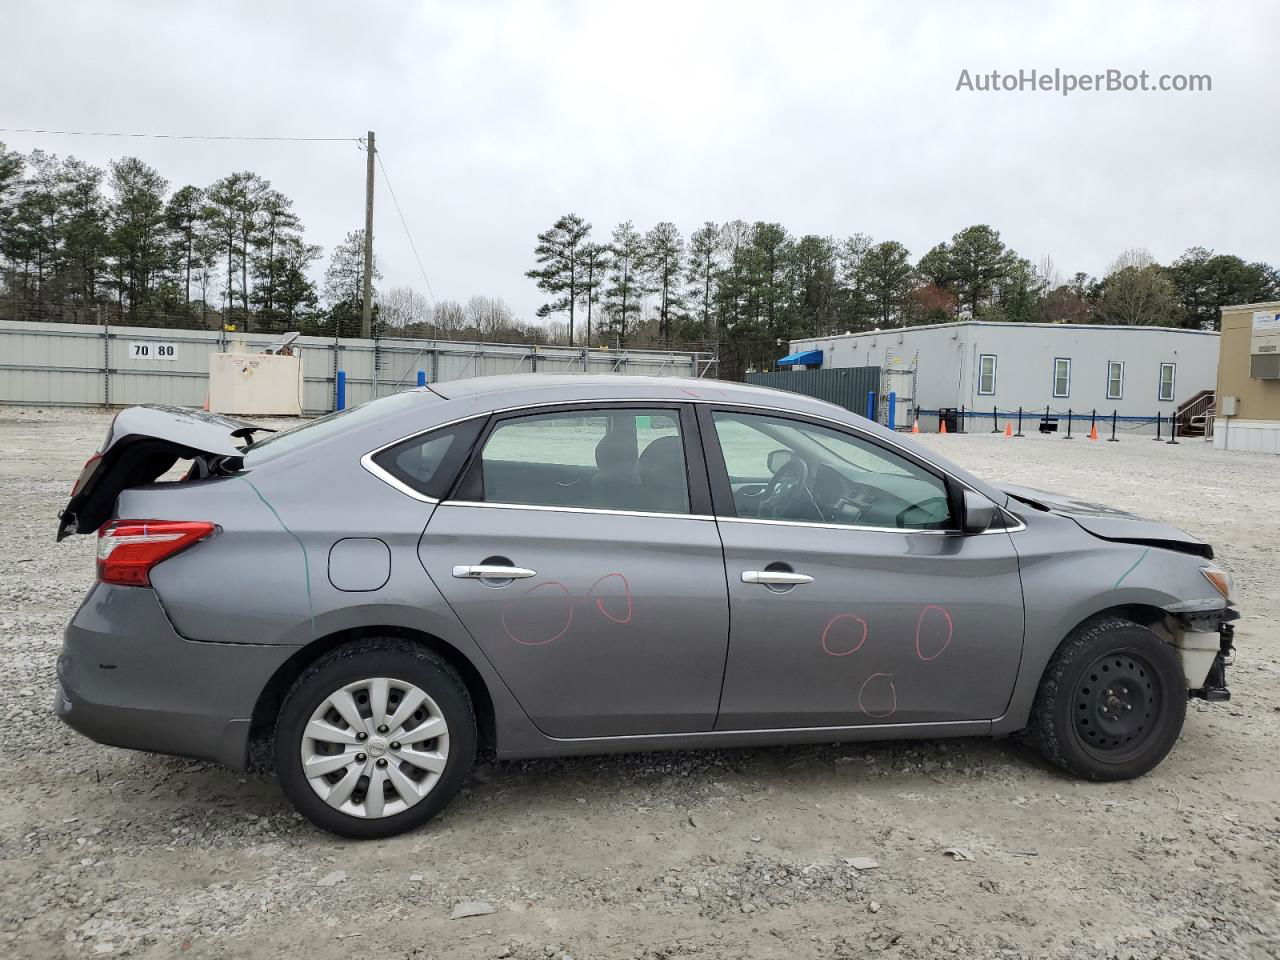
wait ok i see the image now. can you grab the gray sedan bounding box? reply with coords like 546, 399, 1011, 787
54, 375, 1238, 837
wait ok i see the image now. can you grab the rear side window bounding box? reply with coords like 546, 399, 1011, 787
470, 408, 690, 514
370, 419, 484, 500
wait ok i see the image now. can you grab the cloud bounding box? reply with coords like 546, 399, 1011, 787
3, 0, 1276, 322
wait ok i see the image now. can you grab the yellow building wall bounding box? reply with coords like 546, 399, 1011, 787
1216, 302, 1280, 422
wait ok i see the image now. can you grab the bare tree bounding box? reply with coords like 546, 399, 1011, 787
381, 285, 431, 330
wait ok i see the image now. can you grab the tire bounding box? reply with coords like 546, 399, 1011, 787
274, 638, 476, 838
1026, 617, 1185, 782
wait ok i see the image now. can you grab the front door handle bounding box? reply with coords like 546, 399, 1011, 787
453, 564, 538, 580
741, 570, 814, 585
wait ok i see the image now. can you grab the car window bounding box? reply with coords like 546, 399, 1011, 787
476, 408, 689, 514
711, 411, 952, 530
370, 418, 485, 499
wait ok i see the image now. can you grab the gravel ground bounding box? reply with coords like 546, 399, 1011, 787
0, 405, 1277, 960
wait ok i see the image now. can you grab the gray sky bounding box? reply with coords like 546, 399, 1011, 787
3, 0, 1276, 322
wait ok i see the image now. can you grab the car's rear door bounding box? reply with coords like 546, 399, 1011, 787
700, 406, 1024, 729
416, 402, 731, 739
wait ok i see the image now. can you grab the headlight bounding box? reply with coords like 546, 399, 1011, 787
1200, 567, 1234, 601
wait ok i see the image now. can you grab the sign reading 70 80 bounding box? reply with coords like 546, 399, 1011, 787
128, 342, 178, 360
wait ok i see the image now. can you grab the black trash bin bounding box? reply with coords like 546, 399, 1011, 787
937, 407, 960, 433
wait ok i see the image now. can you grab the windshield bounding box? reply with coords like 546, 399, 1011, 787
243, 390, 429, 466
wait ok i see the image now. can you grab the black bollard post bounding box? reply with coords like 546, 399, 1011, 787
1167, 412, 1180, 445
960, 405, 966, 433
1107, 409, 1119, 442
1153, 411, 1162, 441
990, 404, 999, 433
1064, 408, 1074, 439
1015, 406, 1025, 437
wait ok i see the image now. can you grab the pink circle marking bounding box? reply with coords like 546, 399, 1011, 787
915, 604, 953, 662
588, 572, 633, 625
821, 614, 868, 656
857, 672, 897, 719
502, 581, 574, 646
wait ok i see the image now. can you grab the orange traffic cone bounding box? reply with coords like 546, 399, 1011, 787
1004, 421, 1013, 437
911, 419, 920, 434
939, 419, 947, 435
1088, 422, 1099, 441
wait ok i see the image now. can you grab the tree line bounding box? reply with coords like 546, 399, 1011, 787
0, 144, 548, 344
4, 143, 1275, 370
526, 214, 1280, 377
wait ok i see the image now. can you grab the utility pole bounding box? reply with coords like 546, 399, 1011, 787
361, 130, 375, 339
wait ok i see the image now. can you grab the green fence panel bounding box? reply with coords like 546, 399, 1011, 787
745, 367, 882, 416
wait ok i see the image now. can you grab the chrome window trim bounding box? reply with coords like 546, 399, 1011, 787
446, 500, 715, 522
358, 411, 490, 504
359, 395, 1025, 533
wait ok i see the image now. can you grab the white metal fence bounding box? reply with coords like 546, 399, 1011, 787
0, 320, 716, 414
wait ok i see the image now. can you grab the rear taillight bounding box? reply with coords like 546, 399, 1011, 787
96, 520, 218, 587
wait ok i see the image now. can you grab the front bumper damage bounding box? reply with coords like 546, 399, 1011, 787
1173, 606, 1238, 702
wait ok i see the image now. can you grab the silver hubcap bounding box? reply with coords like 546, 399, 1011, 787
300, 677, 450, 819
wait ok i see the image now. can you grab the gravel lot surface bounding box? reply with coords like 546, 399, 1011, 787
1, 405, 1277, 960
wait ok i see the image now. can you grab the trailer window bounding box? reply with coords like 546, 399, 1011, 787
977, 354, 997, 396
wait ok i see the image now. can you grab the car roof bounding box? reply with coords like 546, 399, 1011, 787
426, 373, 846, 415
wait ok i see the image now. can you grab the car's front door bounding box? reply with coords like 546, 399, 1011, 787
417, 403, 730, 739
701, 407, 1024, 729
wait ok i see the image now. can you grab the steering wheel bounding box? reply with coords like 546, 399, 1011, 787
760, 456, 812, 520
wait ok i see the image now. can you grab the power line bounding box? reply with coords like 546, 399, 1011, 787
374, 149, 438, 305
0, 126, 359, 143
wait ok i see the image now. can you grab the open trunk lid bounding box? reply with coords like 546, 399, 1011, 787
999, 483, 1213, 559
57, 404, 268, 540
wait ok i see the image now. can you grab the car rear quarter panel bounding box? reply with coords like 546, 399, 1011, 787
131, 411, 545, 754
994, 509, 1226, 734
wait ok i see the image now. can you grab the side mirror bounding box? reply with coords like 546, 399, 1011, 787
961, 490, 997, 534
767, 448, 794, 473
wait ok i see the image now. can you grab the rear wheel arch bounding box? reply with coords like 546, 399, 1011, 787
251, 626, 497, 754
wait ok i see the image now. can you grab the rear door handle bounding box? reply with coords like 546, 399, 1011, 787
452, 564, 538, 580
741, 570, 814, 585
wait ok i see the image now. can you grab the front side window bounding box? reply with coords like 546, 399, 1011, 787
475, 408, 689, 514
1053, 358, 1071, 398
1159, 362, 1176, 402
1107, 360, 1124, 400
978, 354, 997, 395
711, 411, 952, 530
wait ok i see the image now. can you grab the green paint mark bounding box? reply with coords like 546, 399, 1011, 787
242, 476, 315, 638
1113, 548, 1150, 591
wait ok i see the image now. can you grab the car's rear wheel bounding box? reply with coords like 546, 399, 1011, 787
274, 639, 476, 838
1027, 617, 1185, 781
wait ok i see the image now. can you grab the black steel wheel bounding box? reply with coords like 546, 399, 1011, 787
1027, 617, 1186, 781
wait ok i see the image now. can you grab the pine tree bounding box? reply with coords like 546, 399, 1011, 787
525, 213, 591, 345
685, 222, 720, 339
603, 220, 646, 344
643, 222, 685, 345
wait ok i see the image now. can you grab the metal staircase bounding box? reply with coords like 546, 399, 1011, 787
1176, 390, 1215, 439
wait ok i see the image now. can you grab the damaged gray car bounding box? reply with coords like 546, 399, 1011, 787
54, 375, 1238, 838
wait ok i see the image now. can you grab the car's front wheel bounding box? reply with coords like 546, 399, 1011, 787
1027, 617, 1186, 781
274, 639, 476, 838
